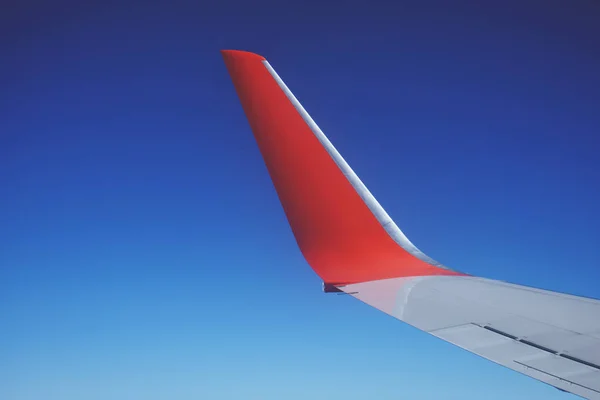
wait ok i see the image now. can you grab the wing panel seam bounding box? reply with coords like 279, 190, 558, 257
479, 324, 600, 371
514, 360, 600, 394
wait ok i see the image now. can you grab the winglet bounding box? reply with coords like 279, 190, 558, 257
221, 49, 266, 62
222, 50, 462, 286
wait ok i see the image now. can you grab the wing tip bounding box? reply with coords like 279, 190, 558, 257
220, 49, 266, 62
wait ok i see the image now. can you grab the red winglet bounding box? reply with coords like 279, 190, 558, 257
222, 50, 462, 285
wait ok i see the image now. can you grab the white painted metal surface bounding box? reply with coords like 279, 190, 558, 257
339, 277, 600, 399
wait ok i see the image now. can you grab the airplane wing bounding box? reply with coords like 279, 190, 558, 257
221, 49, 600, 399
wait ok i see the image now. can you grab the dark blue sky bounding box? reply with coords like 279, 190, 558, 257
2, 1, 600, 399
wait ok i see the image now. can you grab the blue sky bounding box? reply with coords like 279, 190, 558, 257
2, 1, 599, 399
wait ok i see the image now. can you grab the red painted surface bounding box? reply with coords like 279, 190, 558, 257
222, 50, 462, 285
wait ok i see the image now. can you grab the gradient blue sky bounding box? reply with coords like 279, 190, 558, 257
2, 1, 600, 399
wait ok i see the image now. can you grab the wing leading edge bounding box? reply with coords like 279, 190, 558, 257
221, 50, 600, 399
